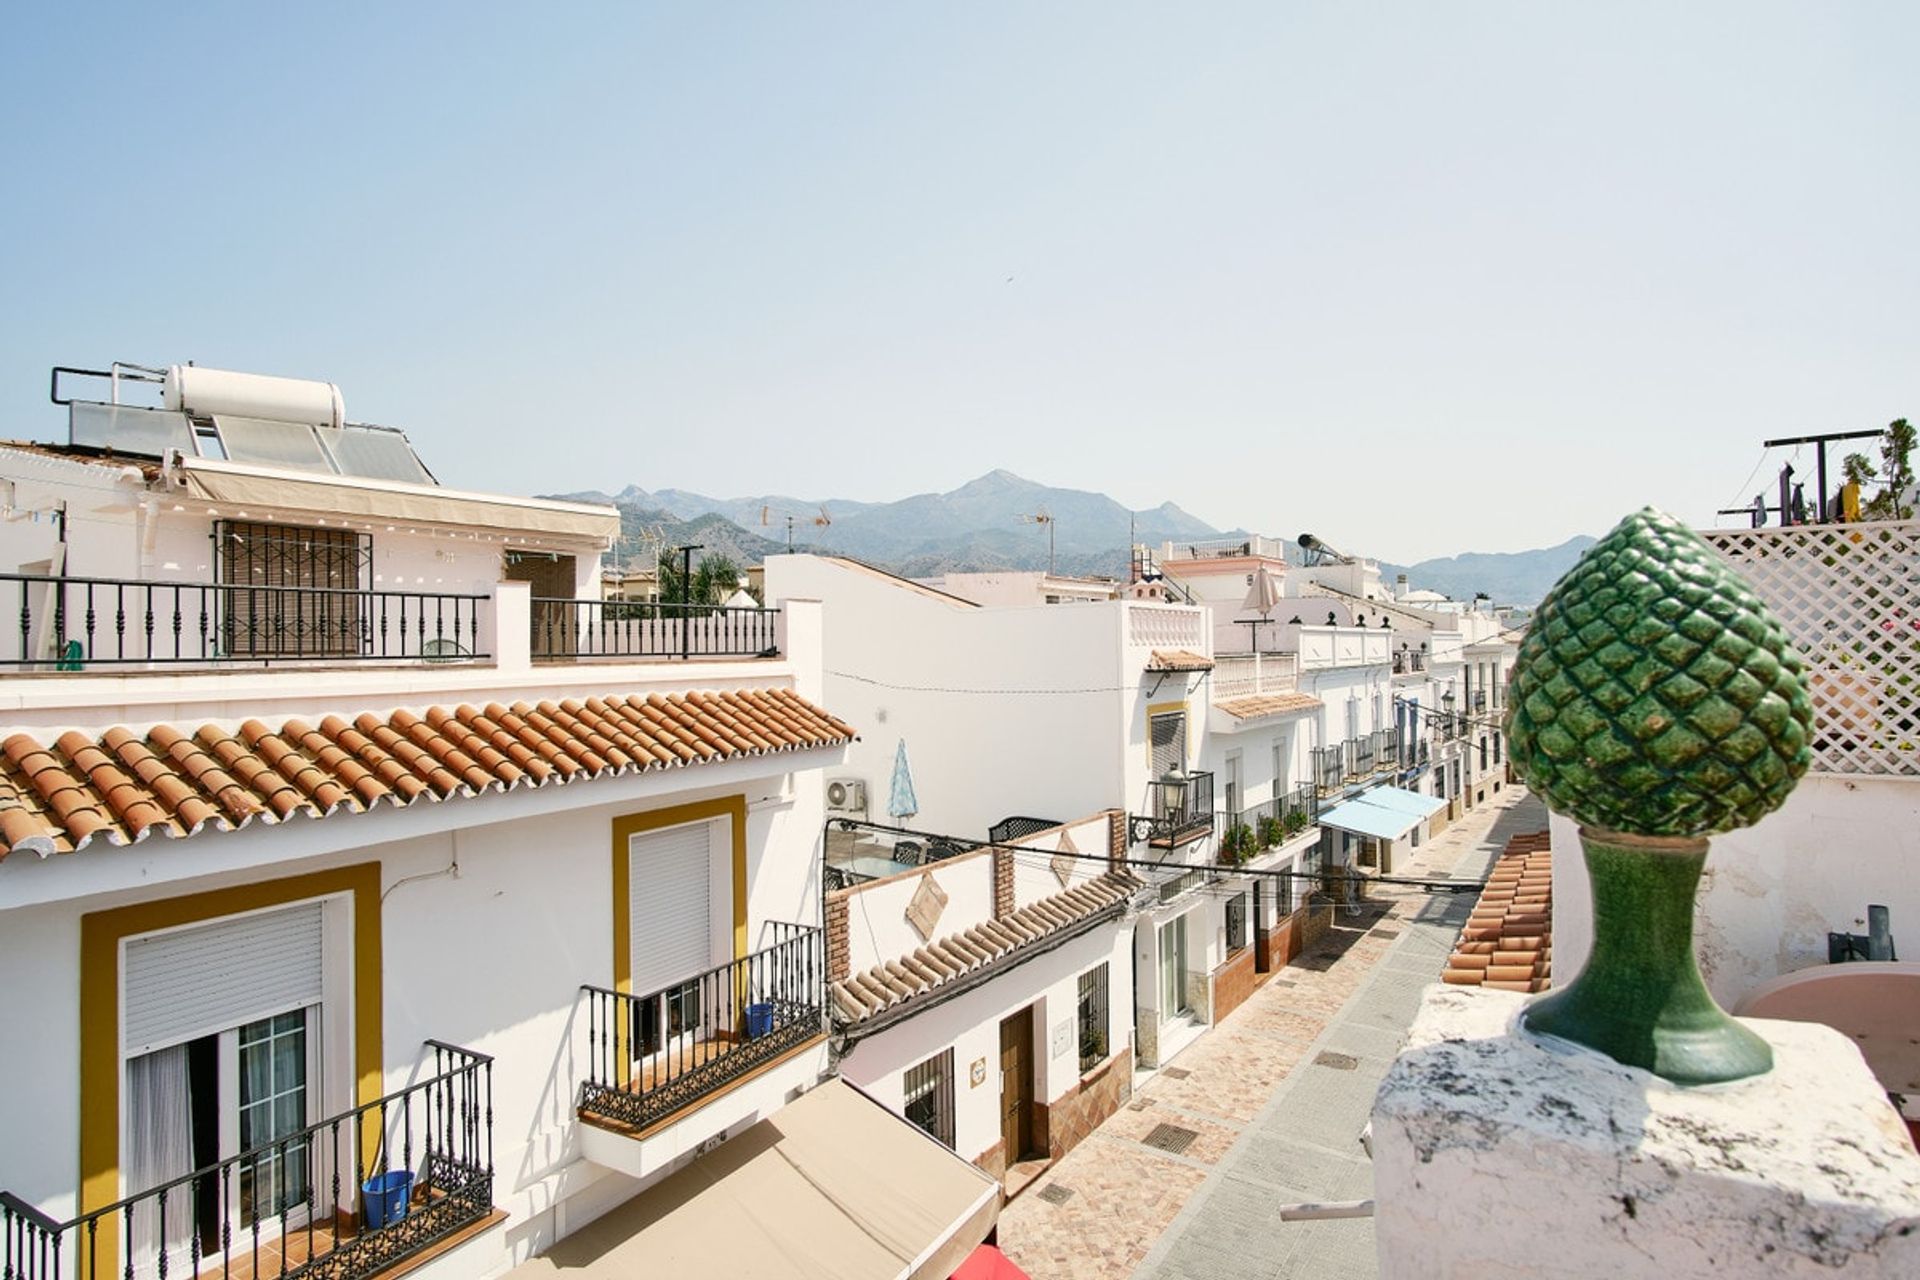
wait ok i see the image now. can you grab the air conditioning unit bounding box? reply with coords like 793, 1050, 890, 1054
826, 777, 867, 813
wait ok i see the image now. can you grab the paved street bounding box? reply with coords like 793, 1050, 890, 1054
997, 786, 1548, 1280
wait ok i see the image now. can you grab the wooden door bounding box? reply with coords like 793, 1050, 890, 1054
999, 1010, 1032, 1161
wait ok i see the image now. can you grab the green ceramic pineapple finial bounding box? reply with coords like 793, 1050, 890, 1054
1508, 507, 1812, 1085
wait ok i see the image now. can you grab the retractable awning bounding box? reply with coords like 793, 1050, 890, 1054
1317, 786, 1446, 841
172, 456, 620, 543
510, 1079, 998, 1280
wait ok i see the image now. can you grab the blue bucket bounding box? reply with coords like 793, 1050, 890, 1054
745, 1002, 774, 1039
362, 1169, 414, 1229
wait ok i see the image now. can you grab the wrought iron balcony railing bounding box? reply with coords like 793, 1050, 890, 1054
532, 597, 780, 661
1225, 782, 1319, 849
1127, 770, 1216, 846
579, 923, 825, 1135
0, 1041, 492, 1280
2, 574, 487, 668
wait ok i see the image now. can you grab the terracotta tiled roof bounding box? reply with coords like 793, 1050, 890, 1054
1147, 649, 1214, 672
0, 688, 856, 860
831, 872, 1137, 1022
1216, 691, 1323, 720
1442, 830, 1552, 993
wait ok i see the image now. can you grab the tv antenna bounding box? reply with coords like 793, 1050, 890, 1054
761, 504, 833, 552
1019, 509, 1057, 574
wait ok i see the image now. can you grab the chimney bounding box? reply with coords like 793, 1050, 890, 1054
1395, 573, 1409, 600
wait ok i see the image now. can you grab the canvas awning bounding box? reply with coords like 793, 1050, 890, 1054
509, 1079, 998, 1280
172, 457, 620, 543
1316, 786, 1446, 842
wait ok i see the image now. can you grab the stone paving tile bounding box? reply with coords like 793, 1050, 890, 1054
997, 789, 1548, 1280
1098, 1098, 1243, 1165
1002, 1139, 1211, 1277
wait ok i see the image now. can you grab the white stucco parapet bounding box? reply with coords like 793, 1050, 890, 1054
1372, 984, 1920, 1279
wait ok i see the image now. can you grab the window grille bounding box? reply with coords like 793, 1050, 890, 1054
1150, 712, 1187, 777
1277, 865, 1294, 916
1076, 965, 1110, 1073
214, 520, 371, 657
1226, 893, 1249, 953
903, 1048, 955, 1149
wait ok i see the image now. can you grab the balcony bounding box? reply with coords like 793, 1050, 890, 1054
577, 924, 825, 1137
1311, 733, 1401, 796
1392, 650, 1426, 675
1224, 782, 1319, 854
0, 1042, 493, 1280
0, 575, 784, 671
1210, 653, 1298, 701
1, 573, 488, 667
1129, 770, 1215, 848
531, 597, 779, 661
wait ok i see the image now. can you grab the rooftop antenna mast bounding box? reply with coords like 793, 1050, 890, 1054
761, 504, 832, 552
1019, 509, 1056, 574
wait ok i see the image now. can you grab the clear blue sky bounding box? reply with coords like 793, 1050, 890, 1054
3, 3, 1913, 563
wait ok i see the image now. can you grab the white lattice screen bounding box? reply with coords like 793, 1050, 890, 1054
1700, 520, 1920, 776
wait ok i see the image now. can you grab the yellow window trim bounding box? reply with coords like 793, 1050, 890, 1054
78, 863, 382, 1274
610, 795, 749, 995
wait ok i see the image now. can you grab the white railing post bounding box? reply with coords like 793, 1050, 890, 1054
491, 580, 531, 673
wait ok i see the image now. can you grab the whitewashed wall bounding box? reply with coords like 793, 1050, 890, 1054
1551, 775, 1920, 1010
766, 555, 1144, 837
840, 850, 997, 976
0, 760, 827, 1261
837, 923, 1133, 1162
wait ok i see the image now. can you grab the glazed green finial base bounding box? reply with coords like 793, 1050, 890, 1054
1522, 828, 1773, 1086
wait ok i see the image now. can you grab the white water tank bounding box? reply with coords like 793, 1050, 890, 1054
163, 365, 344, 428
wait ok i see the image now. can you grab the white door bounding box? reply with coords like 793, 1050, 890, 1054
628, 820, 717, 1057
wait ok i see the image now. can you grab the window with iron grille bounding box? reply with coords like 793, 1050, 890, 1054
1076, 964, 1110, 1073
214, 521, 371, 657
903, 1049, 955, 1148
1226, 893, 1249, 953
1479, 736, 1489, 771
1277, 865, 1294, 916
1149, 712, 1187, 778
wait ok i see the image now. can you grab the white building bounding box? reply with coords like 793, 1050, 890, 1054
0, 364, 997, 1280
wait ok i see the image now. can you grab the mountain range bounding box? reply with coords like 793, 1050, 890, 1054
545, 470, 1590, 605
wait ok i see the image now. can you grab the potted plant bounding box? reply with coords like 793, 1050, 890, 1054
1257, 813, 1283, 849
1282, 807, 1310, 838
1221, 822, 1257, 866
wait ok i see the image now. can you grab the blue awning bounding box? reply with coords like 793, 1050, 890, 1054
1316, 786, 1446, 841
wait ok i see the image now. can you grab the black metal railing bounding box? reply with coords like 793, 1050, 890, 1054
986, 816, 1063, 845
2, 574, 487, 668
1227, 782, 1318, 850
1, 1042, 492, 1280
1350, 735, 1376, 778
1128, 770, 1215, 846
1375, 727, 1400, 770
531, 598, 780, 661
579, 923, 824, 1133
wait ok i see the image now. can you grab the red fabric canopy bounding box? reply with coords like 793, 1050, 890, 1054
951, 1245, 1032, 1280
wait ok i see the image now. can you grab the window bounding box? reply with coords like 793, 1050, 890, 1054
1225, 894, 1248, 953
1276, 865, 1294, 916
1223, 752, 1242, 819
237, 1011, 311, 1223
1076, 965, 1110, 1073
1479, 736, 1489, 771
1273, 736, 1290, 794
1493, 731, 1503, 764
215, 520, 370, 657
903, 1049, 955, 1148
1149, 712, 1187, 778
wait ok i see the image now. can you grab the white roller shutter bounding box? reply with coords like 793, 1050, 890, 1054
629, 821, 715, 994
125, 902, 324, 1056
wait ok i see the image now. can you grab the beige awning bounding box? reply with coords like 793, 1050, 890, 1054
512, 1079, 998, 1280
172, 457, 620, 543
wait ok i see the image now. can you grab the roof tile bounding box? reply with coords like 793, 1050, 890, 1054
1443, 830, 1554, 994
0, 688, 855, 859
